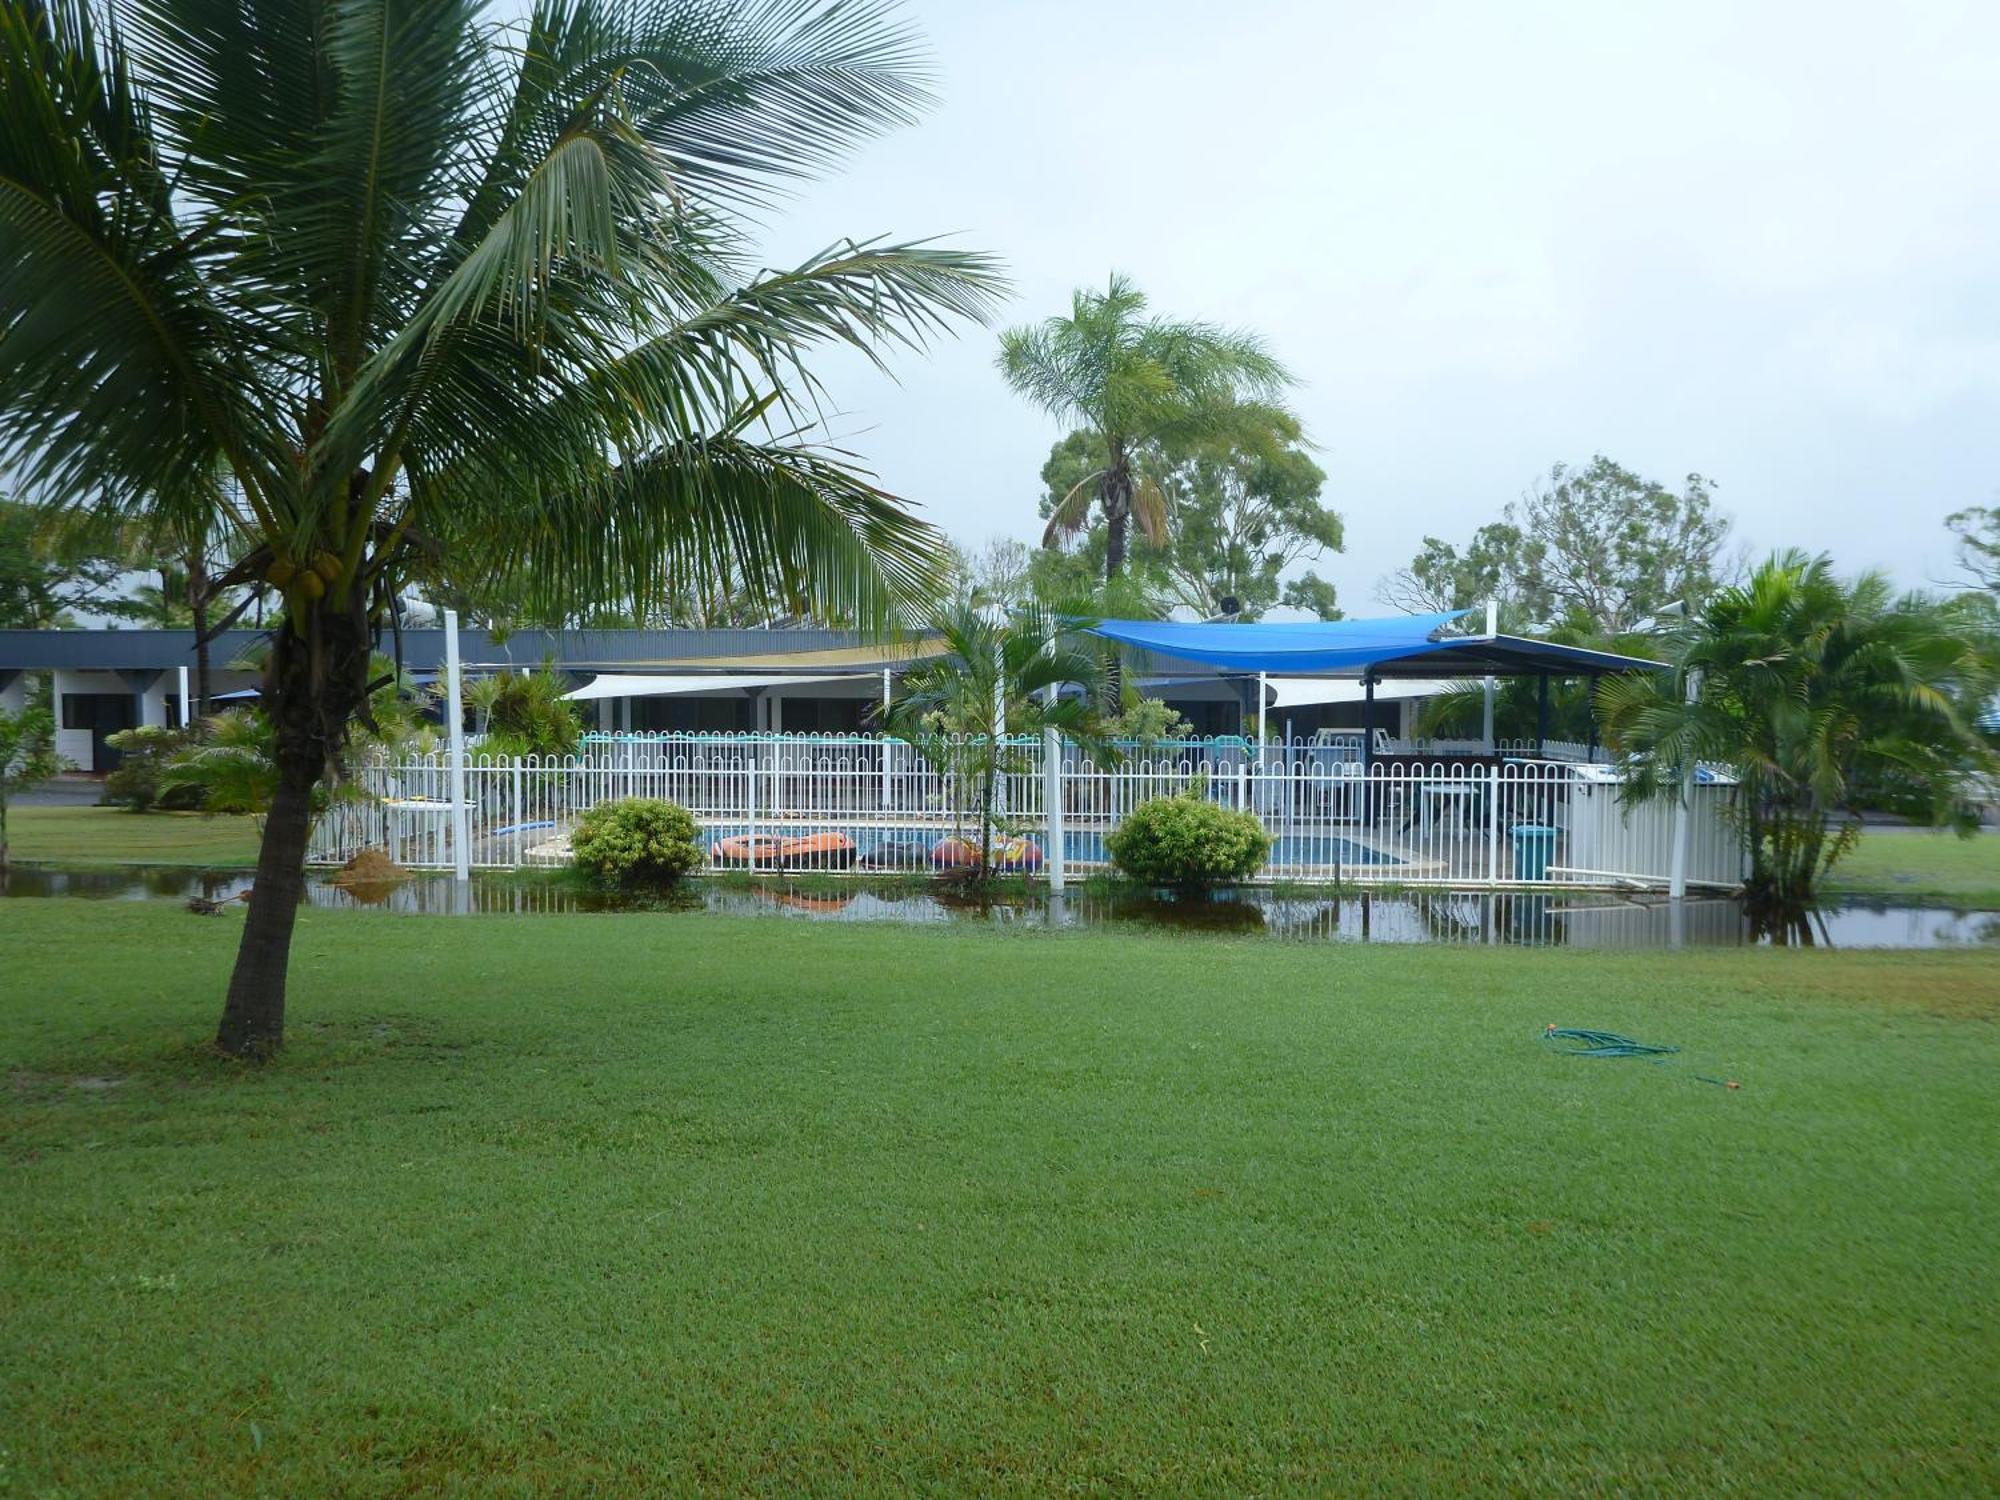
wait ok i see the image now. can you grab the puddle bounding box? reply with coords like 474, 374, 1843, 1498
4, 865, 1995, 949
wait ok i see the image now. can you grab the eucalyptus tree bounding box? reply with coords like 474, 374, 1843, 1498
1598, 552, 1998, 916
1381, 456, 1727, 633
0, 0, 1002, 1054
1946, 506, 2000, 594
998, 275, 1293, 582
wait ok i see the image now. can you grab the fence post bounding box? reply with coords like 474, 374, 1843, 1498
511, 757, 523, 870
443, 608, 470, 883
1487, 762, 1501, 885
1044, 717, 1065, 893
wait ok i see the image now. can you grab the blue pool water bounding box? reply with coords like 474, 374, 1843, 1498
698, 824, 1400, 869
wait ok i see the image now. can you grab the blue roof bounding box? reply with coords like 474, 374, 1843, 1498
1089, 611, 1473, 673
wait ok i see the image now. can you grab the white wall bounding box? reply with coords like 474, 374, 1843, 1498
137, 674, 170, 729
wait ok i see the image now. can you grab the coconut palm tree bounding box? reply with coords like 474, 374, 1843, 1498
0, 0, 1003, 1054
883, 602, 1112, 878
997, 275, 1293, 582
1598, 551, 1998, 916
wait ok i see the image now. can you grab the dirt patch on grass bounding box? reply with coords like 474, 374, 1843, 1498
326, 847, 412, 904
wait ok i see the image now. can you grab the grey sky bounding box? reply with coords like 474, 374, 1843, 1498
761, 0, 2000, 609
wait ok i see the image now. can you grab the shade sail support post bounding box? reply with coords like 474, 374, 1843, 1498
1362, 672, 1377, 825
1669, 668, 1702, 899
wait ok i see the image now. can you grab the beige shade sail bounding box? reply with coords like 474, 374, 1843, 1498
562, 672, 863, 702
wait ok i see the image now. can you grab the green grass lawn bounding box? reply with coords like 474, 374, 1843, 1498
6, 804, 262, 867
1827, 825, 2000, 907
3, 903, 1996, 1495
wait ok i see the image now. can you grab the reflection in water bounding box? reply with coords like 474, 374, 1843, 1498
3, 864, 1996, 950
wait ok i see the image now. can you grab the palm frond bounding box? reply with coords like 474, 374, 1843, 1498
1042, 472, 1101, 544
435, 433, 947, 633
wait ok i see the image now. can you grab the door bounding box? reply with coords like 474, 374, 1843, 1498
61, 693, 138, 771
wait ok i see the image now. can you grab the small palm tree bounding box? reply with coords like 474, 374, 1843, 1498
0, 0, 1002, 1054
998, 275, 1292, 581
884, 603, 1113, 877
1598, 551, 1998, 914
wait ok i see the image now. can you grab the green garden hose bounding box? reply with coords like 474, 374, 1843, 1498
1541, 1024, 1740, 1088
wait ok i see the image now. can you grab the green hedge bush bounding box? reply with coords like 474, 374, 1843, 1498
1105, 783, 1271, 890
570, 798, 704, 886
102, 725, 206, 812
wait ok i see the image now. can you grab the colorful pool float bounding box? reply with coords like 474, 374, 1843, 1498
929, 836, 1044, 870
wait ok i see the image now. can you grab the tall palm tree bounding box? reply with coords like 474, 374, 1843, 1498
998, 274, 1293, 582
0, 0, 1003, 1054
884, 602, 1111, 878
1598, 551, 1998, 916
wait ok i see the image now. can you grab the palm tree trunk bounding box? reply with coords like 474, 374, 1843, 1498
979, 751, 997, 879
1100, 448, 1133, 583
215, 745, 317, 1057
189, 548, 213, 718
214, 600, 369, 1058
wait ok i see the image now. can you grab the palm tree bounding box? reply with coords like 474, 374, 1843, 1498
998, 275, 1293, 582
884, 602, 1112, 878
0, 0, 1003, 1055
1598, 552, 1998, 916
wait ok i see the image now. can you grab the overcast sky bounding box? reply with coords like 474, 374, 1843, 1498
756, 0, 2000, 611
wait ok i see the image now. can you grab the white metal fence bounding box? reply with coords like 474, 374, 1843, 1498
308, 732, 1743, 890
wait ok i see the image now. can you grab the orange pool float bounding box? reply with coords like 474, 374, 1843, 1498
711, 833, 786, 866
776, 832, 857, 868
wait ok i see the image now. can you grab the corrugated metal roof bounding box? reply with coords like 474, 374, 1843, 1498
0, 625, 885, 673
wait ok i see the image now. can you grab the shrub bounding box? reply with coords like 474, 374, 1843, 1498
159, 710, 279, 815
570, 798, 704, 886
471, 668, 582, 759
1102, 697, 1192, 748
102, 725, 205, 812
1106, 783, 1271, 890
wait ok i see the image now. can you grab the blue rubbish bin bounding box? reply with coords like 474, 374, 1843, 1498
1510, 824, 1558, 882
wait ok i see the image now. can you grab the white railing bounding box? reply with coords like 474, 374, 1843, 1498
310, 734, 1743, 890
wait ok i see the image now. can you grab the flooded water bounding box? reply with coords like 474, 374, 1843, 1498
3, 864, 1994, 950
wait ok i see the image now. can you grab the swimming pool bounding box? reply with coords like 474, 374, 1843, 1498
699, 824, 1402, 869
